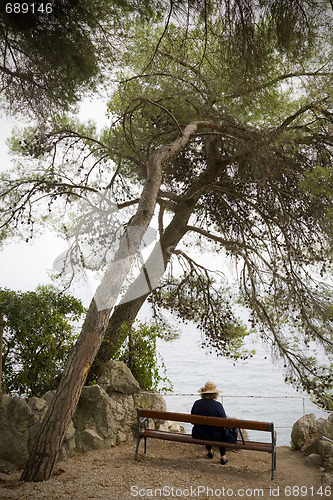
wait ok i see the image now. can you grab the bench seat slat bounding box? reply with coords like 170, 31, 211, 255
140, 429, 273, 453
138, 408, 273, 432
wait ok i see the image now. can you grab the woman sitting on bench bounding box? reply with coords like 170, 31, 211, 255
191, 381, 229, 465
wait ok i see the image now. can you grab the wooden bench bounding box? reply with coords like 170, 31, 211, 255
134, 408, 277, 479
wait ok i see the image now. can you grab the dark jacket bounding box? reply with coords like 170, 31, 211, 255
191, 398, 227, 442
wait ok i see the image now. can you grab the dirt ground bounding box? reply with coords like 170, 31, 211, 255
0, 440, 331, 500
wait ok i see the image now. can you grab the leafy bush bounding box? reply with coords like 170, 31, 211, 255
113, 320, 178, 392
0, 285, 85, 397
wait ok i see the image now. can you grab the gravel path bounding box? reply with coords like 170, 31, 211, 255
0, 440, 330, 499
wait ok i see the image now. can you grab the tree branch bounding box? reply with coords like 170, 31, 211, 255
226, 70, 333, 99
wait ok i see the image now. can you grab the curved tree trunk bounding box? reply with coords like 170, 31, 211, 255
21, 122, 202, 482
21, 177, 160, 481
21, 300, 109, 481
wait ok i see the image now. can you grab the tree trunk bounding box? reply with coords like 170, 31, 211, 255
88, 198, 197, 380
21, 121, 202, 482
20, 300, 110, 481
90, 146, 236, 379
21, 223, 155, 482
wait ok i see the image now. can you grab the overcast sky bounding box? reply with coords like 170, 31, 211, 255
0, 98, 109, 296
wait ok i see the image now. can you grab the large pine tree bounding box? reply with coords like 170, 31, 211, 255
0, 0, 332, 482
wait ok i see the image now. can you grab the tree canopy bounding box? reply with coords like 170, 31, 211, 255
0, 0, 333, 482
1, 1, 333, 409
0, 0, 330, 117
0, 0, 176, 117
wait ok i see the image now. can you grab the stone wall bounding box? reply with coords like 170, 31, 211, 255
0, 361, 166, 468
291, 413, 333, 471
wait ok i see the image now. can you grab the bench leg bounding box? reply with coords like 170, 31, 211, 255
271, 450, 276, 480
134, 436, 142, 460
144, 436, 147, 454
271, 430, 277, 479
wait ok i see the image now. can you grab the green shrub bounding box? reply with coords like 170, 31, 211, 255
113, 320, 178, 392
0, 285, 85, 397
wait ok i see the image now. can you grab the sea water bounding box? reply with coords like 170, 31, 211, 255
156, 322, 330, 446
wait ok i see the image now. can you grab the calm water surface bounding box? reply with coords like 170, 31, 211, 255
156, 323, 329, 446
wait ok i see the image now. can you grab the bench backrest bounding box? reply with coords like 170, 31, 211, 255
137, 408, 273, 433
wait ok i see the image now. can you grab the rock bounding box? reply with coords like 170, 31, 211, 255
0, 458, 17, 473
302, 437, 322, 456
318, 438, 333, 455
291, 414, 333, 473
304, 453, 323, 467
72, 382, 166, 451
317, 418, 333, 441
0, 394, 33, 466
327, 458, 333, 471
133, 391, 166, 412
134, 391, 167, 431
41, 390, 56, 404
27, 396, 48, 415
158, 421, 169, 431
291, 414, 318, 450
77, 428, 105, 452
328, 414, 333, 424
58, 420, 76, 461
73, 383, 166, 451
321, 473, 333, 486
97, 360, 140, 394
73, 384, 117, 451
317, 439, 333, 470
168, 422, 185, 433
134, 391, 166, 413
109, 392, 137, 441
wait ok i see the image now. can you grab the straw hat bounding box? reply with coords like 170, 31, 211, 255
198, 381, 221, 394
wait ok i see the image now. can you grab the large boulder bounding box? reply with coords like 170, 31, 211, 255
0, 392, 77, 466
73, 384, 118, 451
291, 414, 333, 471
73, 386, 166, 449
134, 390, 167, 432
97, 360, 140, 394
317, 418, 333, 441
133, 390, 166, 413
318, 439, 333, 470
304, 454, 323, 467
0, 457, 17, 473
291, 414, 318, 451
0, 395, 33, 466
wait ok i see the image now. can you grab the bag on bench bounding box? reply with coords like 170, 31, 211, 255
225, 427, 245, 444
